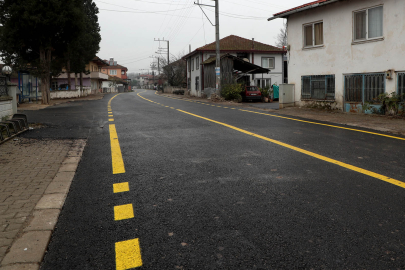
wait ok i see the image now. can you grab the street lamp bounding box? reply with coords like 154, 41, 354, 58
2, 66, 12, 80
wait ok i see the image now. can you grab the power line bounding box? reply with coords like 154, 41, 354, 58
95, 0, 194, 14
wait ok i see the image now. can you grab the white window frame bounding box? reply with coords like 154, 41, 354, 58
353, 5, 383, 42
303, 21, 324, 48
110, 70, 117, 75
261, 57, 275, 69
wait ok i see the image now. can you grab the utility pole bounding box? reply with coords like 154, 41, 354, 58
154, 38, 170, 67
194, 0, 220, 94
214, 0, 220, 94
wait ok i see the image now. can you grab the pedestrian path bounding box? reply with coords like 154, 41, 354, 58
0, 138, 85, 269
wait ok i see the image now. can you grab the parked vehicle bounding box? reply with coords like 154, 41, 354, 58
241, 86, 261, 101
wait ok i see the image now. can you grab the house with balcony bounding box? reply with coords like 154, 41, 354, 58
52, 56, 110, 95
101, 58, 128, 80
268, 0, 405, 113
182, 35, 286, 97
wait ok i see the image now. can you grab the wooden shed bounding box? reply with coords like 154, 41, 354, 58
202, 53, 269, 89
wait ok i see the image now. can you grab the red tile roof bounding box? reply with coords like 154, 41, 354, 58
183, 35, 284, 59
272, 0, 336, 17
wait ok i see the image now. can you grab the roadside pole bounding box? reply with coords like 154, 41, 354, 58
214, 0, 220, 94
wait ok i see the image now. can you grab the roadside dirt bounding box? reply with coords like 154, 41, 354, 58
161, 91, 405, 137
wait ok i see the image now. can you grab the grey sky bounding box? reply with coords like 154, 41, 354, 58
96, 0, 310, 74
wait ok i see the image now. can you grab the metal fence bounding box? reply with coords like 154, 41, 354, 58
301, 75, 335, 100
0, 76, 7, 96
345, 73, 385, 103
398, 72, 405, 101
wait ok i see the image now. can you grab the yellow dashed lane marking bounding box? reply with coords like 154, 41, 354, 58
113, 182, 129, 193
176, 109, 405, 189
109, 119, 114, 121
114, 204, 134, 220
115, 238, 142, 270
109, 124, 125, 174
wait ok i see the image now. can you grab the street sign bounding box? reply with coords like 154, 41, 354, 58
215, 67, 220, 76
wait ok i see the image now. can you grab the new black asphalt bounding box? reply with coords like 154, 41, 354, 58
21, 90, 405, 269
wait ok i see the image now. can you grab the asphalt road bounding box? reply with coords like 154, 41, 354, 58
22, 90, 405, 269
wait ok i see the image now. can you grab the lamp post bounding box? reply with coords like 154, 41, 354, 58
2, 66, 12, 81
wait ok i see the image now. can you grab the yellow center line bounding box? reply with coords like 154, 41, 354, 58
109, 119, 114, 121
109, 124, 125, 174
176, 109, 405, 190
114, 204, 134, 221
237, 109, 405, 141
113, 182, 129, 193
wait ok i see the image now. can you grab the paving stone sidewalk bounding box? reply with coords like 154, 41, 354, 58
0, 138, 85, 269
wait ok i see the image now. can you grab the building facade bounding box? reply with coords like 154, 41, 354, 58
183, 35, 286, 97
269, 0, 405, 112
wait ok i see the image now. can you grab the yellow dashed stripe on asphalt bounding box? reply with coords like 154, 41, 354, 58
113, 182, 129, 193
109, 124, 125, 174
115, 238, 143, 270
114, 204, 134, 221
177, 109, 405, 189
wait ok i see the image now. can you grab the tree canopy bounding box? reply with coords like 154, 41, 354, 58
0, 0, 101, 103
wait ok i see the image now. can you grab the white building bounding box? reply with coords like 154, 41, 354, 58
183, 35, 286, 97
269, 0, 405, 112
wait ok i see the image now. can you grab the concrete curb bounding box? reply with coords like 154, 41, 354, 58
0, 140, 86, 270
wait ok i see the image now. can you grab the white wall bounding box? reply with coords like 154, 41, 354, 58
251, 53, 283, 87
0, 100, 12, 119
287, 0, 405, 109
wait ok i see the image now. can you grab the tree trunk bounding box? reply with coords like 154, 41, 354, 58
80, 71, 83, 97
40, 47, 51, 104
67, 58, 71, 91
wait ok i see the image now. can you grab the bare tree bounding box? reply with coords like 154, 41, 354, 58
275, 20, 287, 48
159, 52, 186, 87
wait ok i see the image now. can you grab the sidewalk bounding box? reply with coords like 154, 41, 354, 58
159, 92, 405, 136
18, 93, 106, 111
0, 138, 86, 269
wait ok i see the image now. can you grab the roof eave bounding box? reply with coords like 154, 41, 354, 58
268, 0, 340, 21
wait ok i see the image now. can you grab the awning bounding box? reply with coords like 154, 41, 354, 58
202, 53, 269, 74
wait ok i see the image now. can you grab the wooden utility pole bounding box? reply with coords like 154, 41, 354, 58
195, 0, 220, 94
214, 0, 220, 94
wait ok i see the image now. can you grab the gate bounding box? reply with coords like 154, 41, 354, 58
18, 72, 40, 102
344, 73, 385, 113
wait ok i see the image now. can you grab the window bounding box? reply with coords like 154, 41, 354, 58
110, 70, 117, 75
261, 57, 275, 69
191, 58, 194, 71
121, 70, 125, 75
354, 6, 383, 41
256, 79, 271, 88
303, 22, 323, 48
51, 81, 58, 90
195, 76, 199, 91
398, 72, 405, 101
196, 56, 199, 70
301, 75, 335, 100
345, 73, 385, 103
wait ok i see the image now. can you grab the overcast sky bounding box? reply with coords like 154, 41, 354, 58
96, 0, 310, 74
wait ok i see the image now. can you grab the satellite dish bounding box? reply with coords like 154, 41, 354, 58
243, 58, 250, 62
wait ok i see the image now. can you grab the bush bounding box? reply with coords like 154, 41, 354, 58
221, 84, 243, 101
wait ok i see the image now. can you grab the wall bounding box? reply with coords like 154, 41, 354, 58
50, 87, 92, 99
287, 0, 405, 109
0, 100, 12, 119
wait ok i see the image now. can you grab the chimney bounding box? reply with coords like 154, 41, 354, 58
189, 45, 191, 53
252, 38, 254, 50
